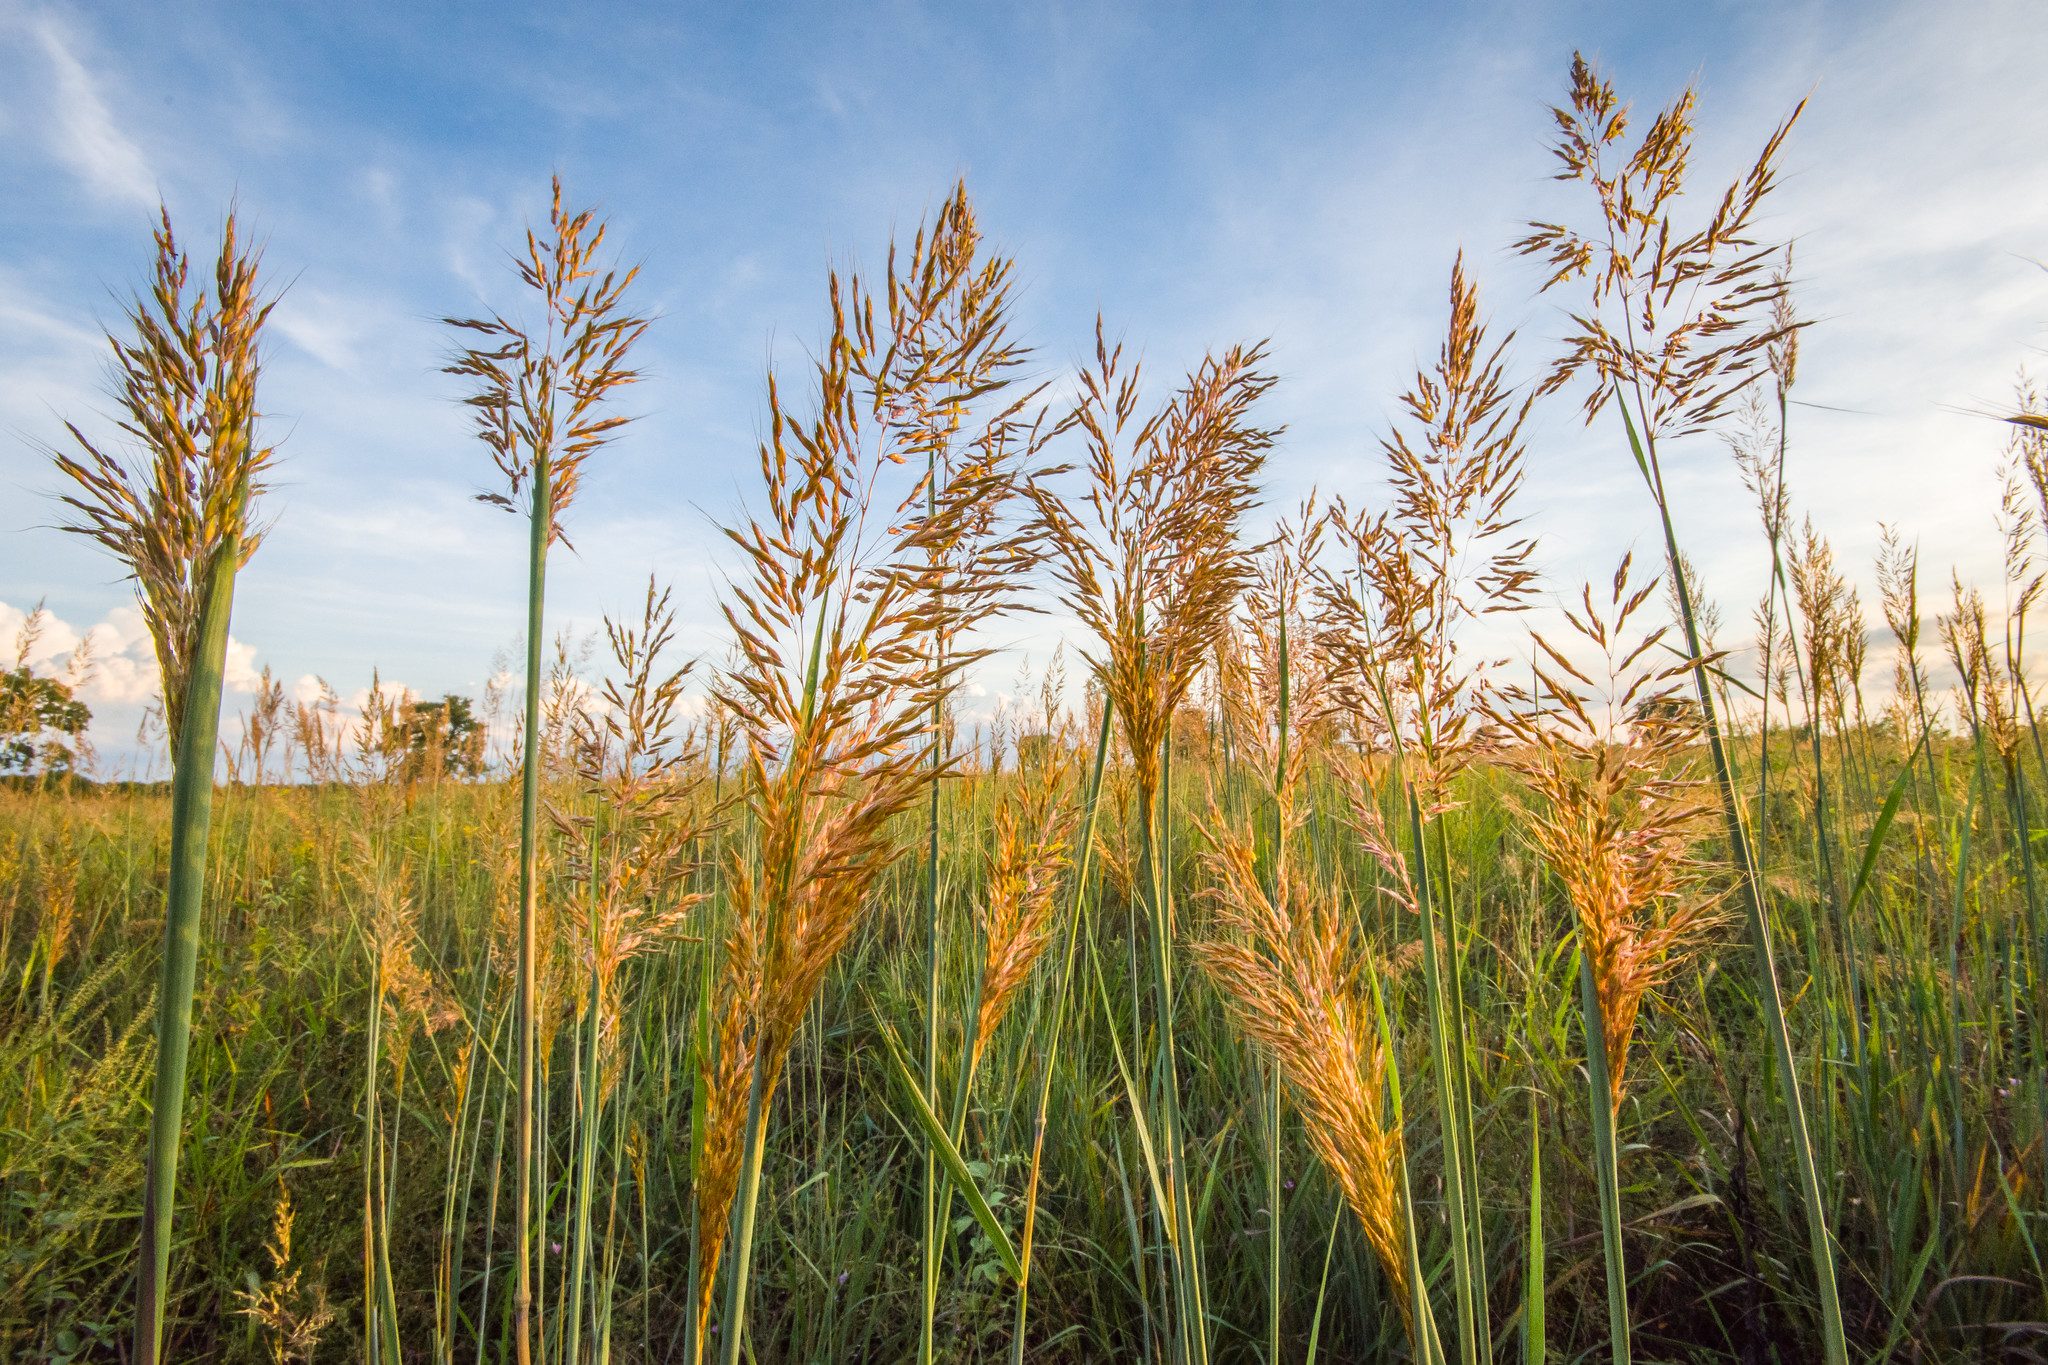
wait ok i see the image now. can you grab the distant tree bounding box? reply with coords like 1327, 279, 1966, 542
2, 603, 93, 777
0, 666, 91, 776
399, 694, 486, 782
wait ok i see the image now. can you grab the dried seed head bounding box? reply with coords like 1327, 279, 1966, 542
1518, 52, 1805, 441
444, 177, 648, 550
1029, 326, 1277, 817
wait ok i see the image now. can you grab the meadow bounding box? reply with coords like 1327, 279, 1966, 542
5, 53, 2047, 1365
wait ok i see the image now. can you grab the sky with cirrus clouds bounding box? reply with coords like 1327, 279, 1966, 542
2, 0, 2046, 775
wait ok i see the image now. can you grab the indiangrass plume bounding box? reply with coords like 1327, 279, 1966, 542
1495, 555, 1718, 1364
1499, 556, 1718, 1111
49, 205, 276, 1365
696, 185, 1036, 1365
970, 747, 1078, 1070
1316, 254, 1537, 797
52, 209, 276, 751
561, 578, 711, 1098
1196, 806, 1415, 1341
443, 176, 648, 1365
1030, 326, 1276, 827
1877, 525, 1937, 751
1788, 519, 1868, 738
1221, 503, 1332, 831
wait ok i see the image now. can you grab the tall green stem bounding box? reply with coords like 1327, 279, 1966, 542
1577, 951, 1629, 1364
516, 456, 550, 1365
920, 457, 943, 1365
134, 506, 242, 1365
1619, 392, 1847, 1365
1010, 704, 1114, 1365
715, 1051, 770, 1365
1407, 788, 1482, 1365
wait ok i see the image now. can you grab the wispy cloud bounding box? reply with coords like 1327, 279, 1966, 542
26, 11, 154, 207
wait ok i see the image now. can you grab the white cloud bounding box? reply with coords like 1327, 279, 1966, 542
223, 635, 260, 692
28, 13, 154, 207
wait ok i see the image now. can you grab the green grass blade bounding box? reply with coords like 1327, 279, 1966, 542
1577, 950, 1629, 1365
1304, 1202, 1342, 1365
1523, 1089, 1544, 1365
1848, 734, 1925, 917
1618, 391, 1848, 1365
876, 1019, 1024, 1282
1408, 786, 1481, 1365
513, 454, 550, 1365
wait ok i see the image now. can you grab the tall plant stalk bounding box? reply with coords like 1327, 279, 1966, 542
1519, 54, 1846, 1363
445, 178, 649, 1365
1314, 256, 1536, 1363
1029, 326, 1274, 1365
51, 206, 276, 1365
698, 185, 1035, 1365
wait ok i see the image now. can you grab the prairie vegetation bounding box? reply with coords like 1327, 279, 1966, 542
7, 53, 2048, 1364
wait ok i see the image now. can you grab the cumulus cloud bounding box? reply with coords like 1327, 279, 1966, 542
2, 596, 275, 738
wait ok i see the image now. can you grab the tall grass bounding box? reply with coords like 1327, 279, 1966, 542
444, 178, 649, 1365
49, 206, 276, 1365
8, 51, 2048, 1365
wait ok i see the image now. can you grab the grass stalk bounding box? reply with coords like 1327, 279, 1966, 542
1408, 787, 1483, 1365
1622, 396, 1847, 1363
1576, 947, 1629, 1364
515, 454, 548, 1365
135, 524, 240, 1364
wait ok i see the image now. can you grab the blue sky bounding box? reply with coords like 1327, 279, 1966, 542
3, 0, 2046, 771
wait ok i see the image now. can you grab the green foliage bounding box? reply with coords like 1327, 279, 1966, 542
0, 666, 91, 776
396, 694, 485, 782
